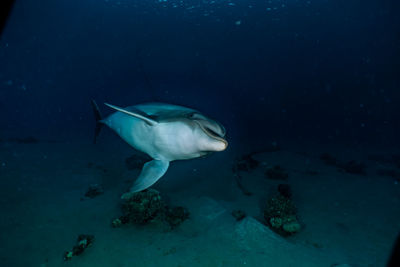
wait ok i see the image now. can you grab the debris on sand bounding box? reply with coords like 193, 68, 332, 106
232, 154, 259, 196
63, 234, 94, 261
320, 153, 366, 175
265, 165, 289, 180
165, 206, 190, 228
368, 154, 400, 169
320, 153, 338, 166
341, 160, 366, 175
231, 209, 246, 221
84, 184, 104, 198
377, 169, 400, 181
233, 154, 260, 172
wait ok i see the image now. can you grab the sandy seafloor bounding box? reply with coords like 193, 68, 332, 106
0, 133, 399, 267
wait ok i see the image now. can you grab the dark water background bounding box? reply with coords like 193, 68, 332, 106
1, 0, 399, 149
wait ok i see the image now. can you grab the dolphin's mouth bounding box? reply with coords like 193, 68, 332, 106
204, 127, 222, 138
198, 122, 223, 138
196, 121, 228, 150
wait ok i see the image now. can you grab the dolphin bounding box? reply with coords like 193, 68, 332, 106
91, 100, 228, 199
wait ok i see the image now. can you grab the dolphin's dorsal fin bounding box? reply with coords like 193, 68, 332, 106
105, 103, 158, 126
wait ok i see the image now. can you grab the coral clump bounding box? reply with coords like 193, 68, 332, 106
113, 189, 189, 229
122, 189, 165, 224
264, 195, 301, 235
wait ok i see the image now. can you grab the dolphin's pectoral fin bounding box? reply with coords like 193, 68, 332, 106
121, 160, 170, 200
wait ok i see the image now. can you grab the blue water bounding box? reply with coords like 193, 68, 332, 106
1, 0, 399, 145
1, 1, 399, 266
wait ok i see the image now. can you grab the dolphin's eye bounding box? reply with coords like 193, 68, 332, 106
188, 112, 200, 119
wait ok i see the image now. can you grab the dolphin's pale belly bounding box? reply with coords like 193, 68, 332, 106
103, 112, 202, 161
152, 121, 205, 161
103, 112, 154, 155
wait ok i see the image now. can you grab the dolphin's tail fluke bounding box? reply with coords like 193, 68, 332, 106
91, 100, 103, 144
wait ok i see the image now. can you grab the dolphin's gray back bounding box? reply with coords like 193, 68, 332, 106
125, 102, 198, 122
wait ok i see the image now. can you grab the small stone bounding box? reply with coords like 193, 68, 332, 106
232, 210, 246, 221
72, 235, 94, 256
111, 218, 122, 228
63, 251, 73, 261
84, 184, 104, 198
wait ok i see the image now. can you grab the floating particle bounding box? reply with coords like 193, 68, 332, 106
235, 20, 241, 25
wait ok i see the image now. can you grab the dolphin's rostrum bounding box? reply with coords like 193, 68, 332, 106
91, 101, 228, 199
